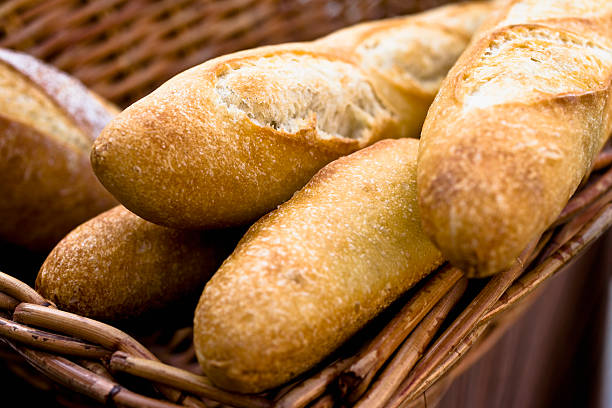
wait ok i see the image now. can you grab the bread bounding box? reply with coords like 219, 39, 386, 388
194, 138, 444, 393
317, 1, 491, 96
36, 206, 238, 321
91, 2, 491, 230
417, 0, 612, 277
0, 48, 118, 251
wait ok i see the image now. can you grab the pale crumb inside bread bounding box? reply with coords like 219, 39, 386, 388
501, 0, 607, 24
463, 26, 612, 109
356, 24, 469, 94
0, 64, 89, 152
214, 53, 393, 141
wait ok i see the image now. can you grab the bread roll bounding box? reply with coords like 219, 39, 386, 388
91, 2, 491, 230
0, 48, 118, 251
418, 0, 612, 277
36, 206, 237, 320
194, 138, 444, 393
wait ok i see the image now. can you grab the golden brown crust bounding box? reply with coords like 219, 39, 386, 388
318, 1, 492, 96
418, 0, 612, 276
0, 48, 118, 251
194, 139, 444, 393
0, 48, 119, 145
36, 206, 237, 320
92, 2, 491, 230
0, 116, 117, 250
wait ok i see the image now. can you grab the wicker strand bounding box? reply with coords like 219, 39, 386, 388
555, 164, 612, 225
3, 338, 183, 408
0, 292, 19, 310
0, 152, 608, 407
592, 141, 612, 171
384, 238, 541, 407
396, 323, 490, 407
391, 198, 612, 407
110, 352, 272, 408
275, 266, 463, 408
273, 357, 357, 408
335, 267, 464, 403
0, 0, 456, 106
482, 203, 612, 324
354, 277, 468, 408
0, 316, 110, 358
0, 149, 608, 407
12, 303, 157, 357
11, 303, 208, 407
0, 271, 52, 306
0, 2, 609, 407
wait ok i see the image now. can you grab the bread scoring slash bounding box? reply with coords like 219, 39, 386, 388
418, 0, 612, 277
91, 2, 492, 230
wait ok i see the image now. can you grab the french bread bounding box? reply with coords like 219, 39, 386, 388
91, 2, 491, 230
417, 0, 612, 277
0, 48, 118, 251
194, 138, 444, 393
36, 206, 238, 321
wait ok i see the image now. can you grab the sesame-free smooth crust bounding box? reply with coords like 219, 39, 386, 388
194, 139, 444, 393
0, 48, 117, 250
418, 0, 612, 276
91, 2, 491, 230
36, 206, 237, 320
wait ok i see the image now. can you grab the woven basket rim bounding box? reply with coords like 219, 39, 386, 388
0, 0, 611, 405
0, 142, 610, 408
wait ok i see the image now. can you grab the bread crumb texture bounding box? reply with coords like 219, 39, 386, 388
215, 53, 391, 141
357, 23, 469, 94
463, 26, 612, 109
418, 0, 612, 276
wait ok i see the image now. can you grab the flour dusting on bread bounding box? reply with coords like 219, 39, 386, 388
463, 26, 612, 109
214, 53, 392, 141
357, 24, 468, 94
0, 49, 115, 142
0, 62, 90, 152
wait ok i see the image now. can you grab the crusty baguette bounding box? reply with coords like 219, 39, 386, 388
194, 138, 444, 393
91, 2, 491, 230
417, 0, 612, 277
36, 206, 237, 320
0, 48, 118, 251
317, 1, 491, 96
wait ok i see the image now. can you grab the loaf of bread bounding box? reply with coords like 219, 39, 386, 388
91, 2, 491, 230
417, 0, 612, 277
36, 206, 238, 320
194, 138, 444, 393
0, 48, 118, 251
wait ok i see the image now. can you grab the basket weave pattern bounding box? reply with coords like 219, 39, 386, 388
0, 0, 453, 107
0, 152, 610, 407
0, 1, 611, 407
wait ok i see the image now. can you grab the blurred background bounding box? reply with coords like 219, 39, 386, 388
0, 1, 610, 407
0, 0, 453, 108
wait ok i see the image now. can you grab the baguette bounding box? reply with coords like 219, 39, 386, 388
91, 2, 491, 230
417, 0, 612, 277
36, 206, 238, 320
0, 48, 118, 251
194, 138, 444, 393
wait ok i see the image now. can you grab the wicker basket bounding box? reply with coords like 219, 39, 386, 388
0, 1, 611, 407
